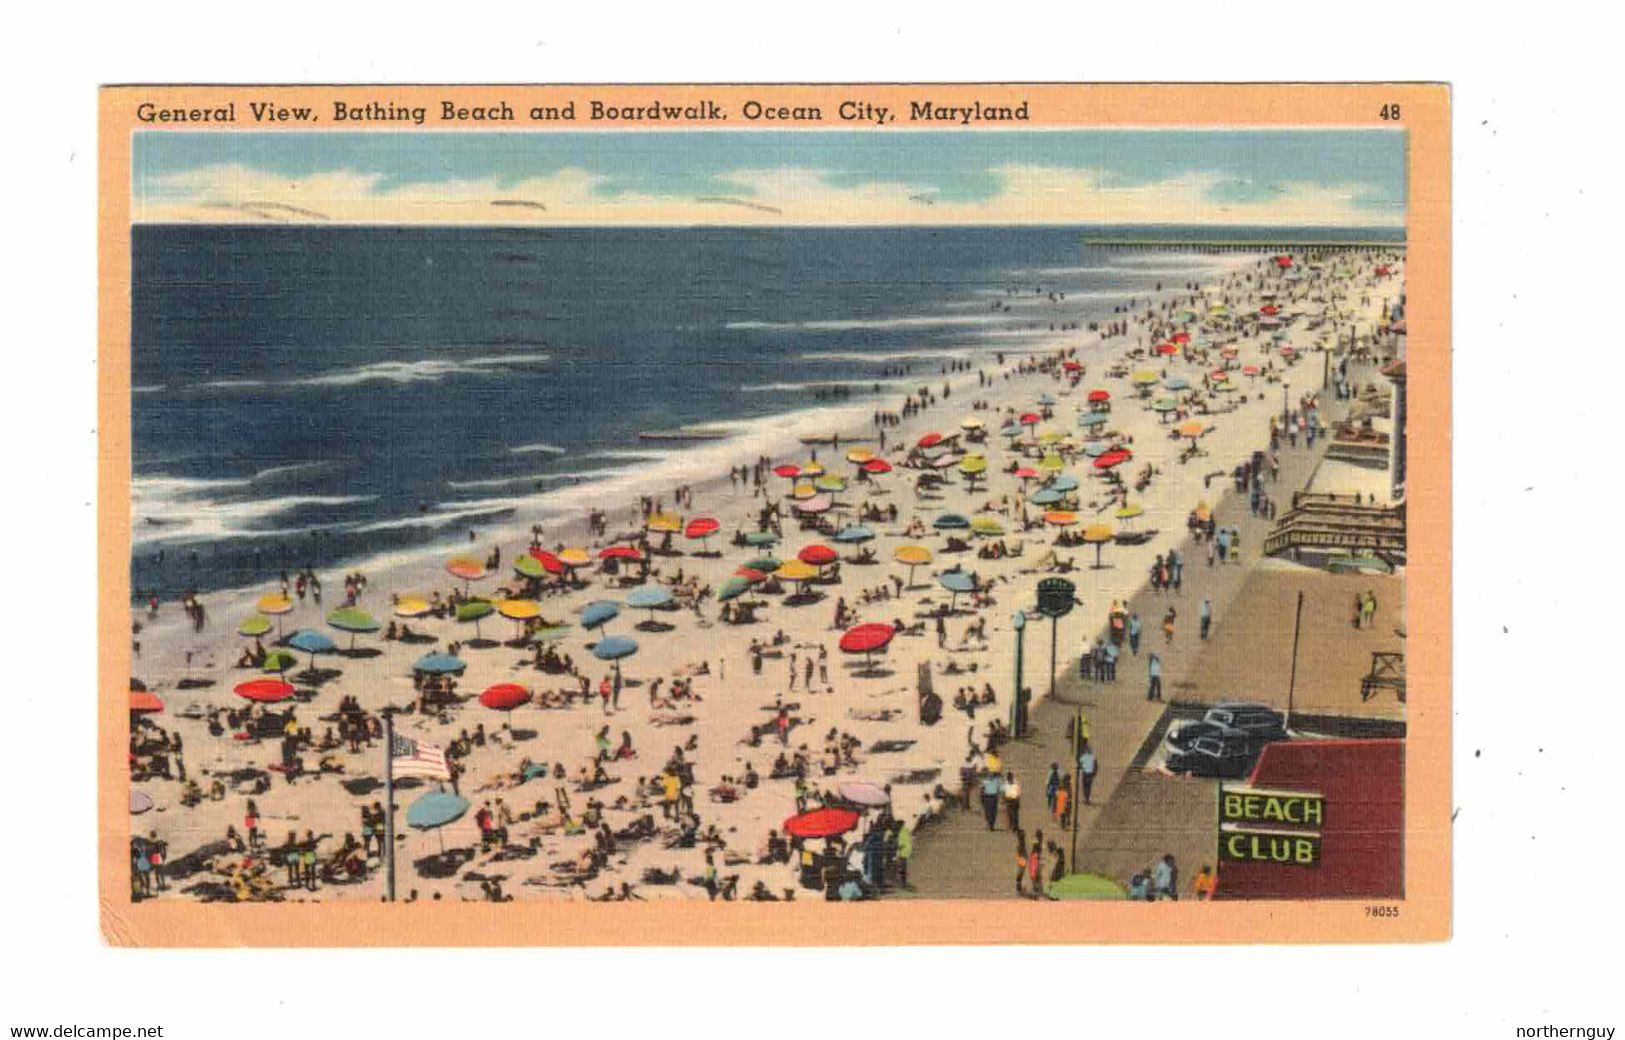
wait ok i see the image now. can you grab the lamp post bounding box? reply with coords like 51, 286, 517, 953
1282, 381, 1292, 427
1011, 610, 1027, 737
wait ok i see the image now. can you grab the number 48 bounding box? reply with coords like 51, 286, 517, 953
1380, 103, 1402, 121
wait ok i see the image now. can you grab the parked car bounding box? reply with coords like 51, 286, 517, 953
1166, 733, 1256, 779
1165, 703, 1289, 752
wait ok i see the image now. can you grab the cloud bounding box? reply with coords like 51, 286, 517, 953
135, 161, 1401, 227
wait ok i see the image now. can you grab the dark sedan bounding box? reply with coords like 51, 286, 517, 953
1166, 734, 1257, 779
1165, 703, 1289, 752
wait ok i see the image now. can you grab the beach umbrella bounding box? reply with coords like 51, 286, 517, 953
513, 554, 549, 580
1177, 421, 1209, 449
599, 545, 644, 563
1019, 412, 1041, 429
1094, 449, 1132, 471
1116, 503, 1145, 526
529, 624, 570, 644
647, 512, 682, 535
717, 576, 753, 603
394, 596, 432, 618
1155, 343, 1179, 357
1152, 397, 1179, 417
1039, 452, 1065, 474
783, 807, 861, 840
959, 417, 985, 431
1220, 346, 1239, 360
774, 559, 820, 599
287, 629, 337, 670
772, 465, 801, 489
261, 649, 298, 676
744, 530, 780, 547
1051, 475, 1080, 493
894, 544, 933, 586
839, 621, 896, 675
326, 606, 381, 650
937, 570, 975, 612
1260, 304, 1281, 315
800, 460, 826, 477
626, 585, 675, 628
743, 555, 782, 574
792, 494, 833, 516
1280, 344, 1297, 357
580, 600, 620, 632
1014, 466, 1039, 483
1049, 873, 1128, 900
1030, 488, 1064, 506
412, 652, 466, 676
958, 455, 988, 485
237, 615, 274, 638
130, 790, 154, 815
1087, 389, 1111, 405
814, 475, 847, 494
1131, 371, 1159, 391
1044, 510, 1079, 527
931, 453, 963, 470
1084, 441, 1110, 458
684, 516, 720, 553
917, 432, 945, 449
479, 682, 532, 712
130, 689, 164, 715
234, 678, 294, 703
861, 458, 893, 475
1078, 412, 1109, 428
793, 479, 820, 500
1165, 376, 1191, 391
1081, 523, 1116, 569
1242, 364, 1261, 378
970, 516, 1006, 537
933, 513, 970, 531
591, 636, 639, 690
845, 448, 875, 465
838, 781, 891, 808
445, 555, 488, 594
407, 790, 470, 854
833, 525, 874, 545
999, 423, 1023, 439
497, 598, 541, 642
1172, 331, 1192, 343
256, 594, 294, 638
1037, 393, 1056, 407
557, 547, 592, 570
797, 543, 838, 568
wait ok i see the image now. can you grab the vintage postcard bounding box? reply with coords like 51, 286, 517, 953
98, 83, 1450, 945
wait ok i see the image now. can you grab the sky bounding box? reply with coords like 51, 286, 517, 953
132, 129, 1406, 227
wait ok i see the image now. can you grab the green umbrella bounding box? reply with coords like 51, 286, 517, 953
456, 599, 495, 640
528, 624, 571, 643
1048, 873, 1128, 900
718, 576, 752, 602
743, 557, 782, 573
261, 649, 299, 676
514, 555, 547, 580
326, 606, 381, 651
237, 615, 273, 638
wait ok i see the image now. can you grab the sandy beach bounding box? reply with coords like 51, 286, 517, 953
127, 246, 1405, 905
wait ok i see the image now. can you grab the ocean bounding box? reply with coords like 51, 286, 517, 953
131, 224, 1400, 597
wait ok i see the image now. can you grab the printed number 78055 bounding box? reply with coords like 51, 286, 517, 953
1365, 905, 1401, 917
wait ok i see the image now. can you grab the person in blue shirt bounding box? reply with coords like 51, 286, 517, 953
1102, 640, 1119, 682
1128, 613, 1142, 654
1147, 653, 1163, 701
1077, 740, 1098, 805
979, 770, 1005, 831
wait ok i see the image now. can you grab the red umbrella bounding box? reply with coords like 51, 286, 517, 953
917, 432, 944, 449
772, 464, 801, 479
1242, 364, 1261, 376
1094, 449, 1132, 470
839, 622, 896, 654
783, 807, 861, 839
861, 458, 893, 474
599, 545, 643, 561
130, 689, 164, 715
735, 567, 768, 584
528, 547, 565, 575
1088, 389, 1110, 403
1279, 345, 1297, 356
1062, 360, 1081, 372
685, 517, 720, 540
1014, 466, 1039, 481
479, 683, 532, 711
798, 544, 838, 567
1260, 304, 1280, 315
234, 679, 294, 703
1375, 265, 1390, 276
1275, 255, 1293, 268
1171, 332, 1191, 344
1019, 412, 1041, 427
1155, 343, 1178, 356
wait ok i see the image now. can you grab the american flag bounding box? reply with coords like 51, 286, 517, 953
390, 734, 450, 780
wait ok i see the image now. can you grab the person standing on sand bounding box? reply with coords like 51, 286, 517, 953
1045, 763, 1061, 816
1003, 771, 1022, 831
1147, 654, 1164, 702
1028, 830, 1045, 899
979, 769, 1005, 831
1128, 613, 1142, 655
1200, 598, 1213, 640
1163, 607, 1177, 643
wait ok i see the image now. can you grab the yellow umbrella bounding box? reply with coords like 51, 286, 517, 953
1081, 522, 1116, 568
646, 512, 682, 534
1039, 452, 1065, 473
557, 547, 591, 568
959, 455, 988, 475
791, 480, 818, 500
774, 559, 819, 582
892, 544, 933, 586
446, 555, 487, 580
496, 599, 541, 621
970, 516, 1005, 536
845, 448, 875, 464
1116, 503, 1145, 522
1044, 510, 1078, 526
1177, 421, 1206, 439
801, 461, 826, 476
1038, 430, 1065, 445
394, 596, 432, 618
257, 593, 293, 615
960, 416, 985, 430
1131, 370, 1159, 385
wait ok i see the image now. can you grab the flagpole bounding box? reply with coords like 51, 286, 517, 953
383, 707, 396, 902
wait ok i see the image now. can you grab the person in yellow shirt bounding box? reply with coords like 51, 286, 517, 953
660, 771, 681, 819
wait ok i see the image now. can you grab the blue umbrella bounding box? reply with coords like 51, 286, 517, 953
937, 570, 976, 612
1000, 424, 1023, 438
592, 635, 639, 661
406, 790, 470, 853
412, 652, 466, 675
1165, 377, 1191, 391
933, 513, 971, 531
287, 628, 337, 670
1085, 442, 1110, 457
581, 600, 620, 631
834, 525, 875, 544
1037, 394, 1056, 406
627, 586, 674, 628
1078, 412, 1109, 427
1050, 475, 1080, 492
744, 531, 780, 547
1030, 488, 1064, 506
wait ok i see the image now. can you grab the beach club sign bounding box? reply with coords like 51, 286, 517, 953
1217, 784, 1324, 868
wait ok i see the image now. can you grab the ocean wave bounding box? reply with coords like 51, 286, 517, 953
799, 348, 989, 363
727, 314, 1010, 332
446, 467, 632, 491
134, 491, 377, 545
292, 352, 551, 388
740, 377, 914, 393
507, 442, 567, 456
133, 384, 167, 394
